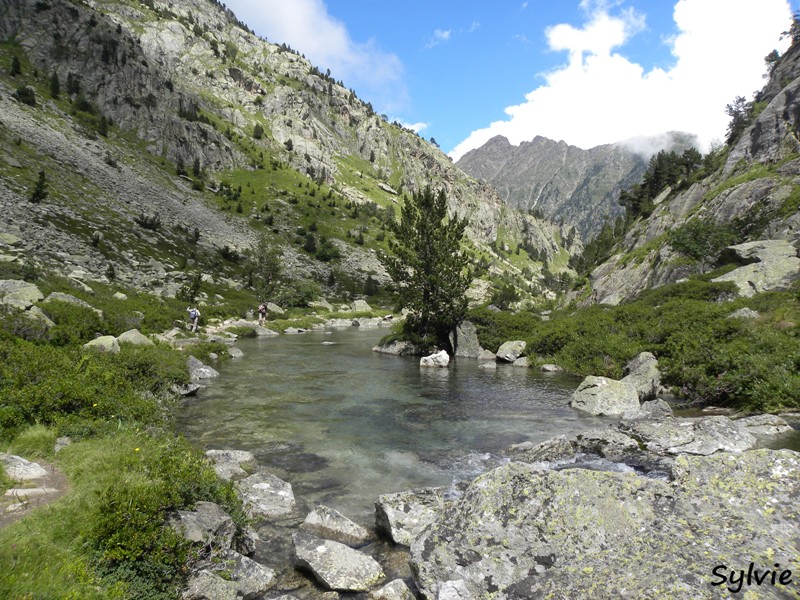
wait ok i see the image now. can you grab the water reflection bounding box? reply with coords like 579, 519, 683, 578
177, 327, 615, 523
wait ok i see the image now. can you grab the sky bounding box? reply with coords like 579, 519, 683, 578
223, 0, 797, 160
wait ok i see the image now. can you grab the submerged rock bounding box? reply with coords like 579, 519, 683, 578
411, 449, 800, 599
205, 449, 255, 481
495, 340, 526, 363
420, 350, 449, 368
292, 531, 385, 592
187, 356, 220, 380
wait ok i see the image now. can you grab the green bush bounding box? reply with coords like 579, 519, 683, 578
41, 300, 104, 345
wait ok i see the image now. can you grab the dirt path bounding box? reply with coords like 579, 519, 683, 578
0, 459, 70, 530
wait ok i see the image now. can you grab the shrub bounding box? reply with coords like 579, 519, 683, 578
42, 300, 104, 346
13, 85, 36, 106
274, 279, 321, 308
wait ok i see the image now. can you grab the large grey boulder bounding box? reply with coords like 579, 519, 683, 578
187, 356, 220, 380
169, 501, 236, 549
351, 299, 372, 312
372, 340, 418, 356
411, 450, 800, 599
0, 453, 47, 480
451, 320, 484, 359
44, 292, 102, 317
495, 340, 526, 363
619, 415, 756, 455
570, 375, 640, 416
622, 398, 674, 421
182, 570, 237, 600
195, 550, 276, 599
301, 504, 373, 547
83, 336, 120, 354
712, 240, 800, 297
574, 428, 641, 461
117, 328, 154, 346
205, 449, 256, 481
420, 350, 449, 368
620, 352, 660, 401
236, 471, 295, 519
0, 280, 43, 309
375, 487, 445, 546
292, 531, 385, 592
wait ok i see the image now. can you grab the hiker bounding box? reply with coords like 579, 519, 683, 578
257, 302, 268, 325
186, 306, 200, 333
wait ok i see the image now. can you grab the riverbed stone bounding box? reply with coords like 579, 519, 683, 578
205, 449, 256, 481
201, 550, 276, 598
477, 349, 496, 361
375, 487, 445, 546
410, 449, 800, 599
169, 501, 236, 550
622, 398, 674, 421
619, 415, 756, 455
117, 328, 154, 346
478, 361, 496, 370
495, 340, 526, 363
83, 335, 120, 354
420, 350, 449, 368
292, 531, 385, 592
301, 504, 373, 547
373, 340, 418, 356
620, 351, 661, 401
570, 375, 640, 416
735, 413, 794, 436
227, 347, 244, 358
0, 454, 47, 480
187, 355, 220, 380
512, 356, 530, 368
236, 471, 295, 519
182, 570, 237, 600
574, 428, 641, 461
540, 364, 563, 372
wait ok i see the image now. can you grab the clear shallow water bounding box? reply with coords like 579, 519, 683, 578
176, 327, 616, 524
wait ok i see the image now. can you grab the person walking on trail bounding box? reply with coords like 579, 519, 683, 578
257, 302, 268, 325
186, 306, 201, 333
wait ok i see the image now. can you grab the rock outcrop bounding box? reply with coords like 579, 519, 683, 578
570, 375, 640, 415
292, 531, 385, 592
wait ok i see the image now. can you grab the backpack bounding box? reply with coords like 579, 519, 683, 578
189, 308, 199, 319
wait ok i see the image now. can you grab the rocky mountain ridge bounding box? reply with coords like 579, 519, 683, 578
0, 0, 579, 303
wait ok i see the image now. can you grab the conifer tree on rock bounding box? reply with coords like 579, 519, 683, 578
381, 186, 473, 355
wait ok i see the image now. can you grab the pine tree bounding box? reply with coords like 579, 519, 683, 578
29, 170, 48, 203
10, 55, 21, 76
49, 71, 60, 98
380, 186, 473, 354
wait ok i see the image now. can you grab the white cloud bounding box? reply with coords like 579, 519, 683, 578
450, 0, 792, 161
223, 0, 407, 113
402, 121, 430, 134
426, 29, 453, 49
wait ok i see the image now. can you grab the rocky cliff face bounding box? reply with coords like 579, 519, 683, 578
457, 135, 648, 241
0, 0, 573, 299
584, 45, 800, 305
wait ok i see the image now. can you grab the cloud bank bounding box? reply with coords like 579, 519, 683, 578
450, 0, 792, 160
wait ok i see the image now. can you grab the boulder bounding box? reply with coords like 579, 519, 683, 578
512, 357, 530, 368
266, 302, 285, 315
236, 471, 295, 519
169, 501, 236, 549
26, 305, 55, 328
182, 570, 237, 600
372, 340, 418, 356
540, 364, 563, 372
201, 550, 276, 599
450, 320, 484, 359
205, 449, 256, 481
728, 307, 760, 319
477, 349, 496, 361
0, 453, 47, 480
574, 428, 641, 461
187, 356, 220, 380
411, 450, 800, 599
368, 579, 416, 600
570, 376, 640, 416
172, 383, 204, 397
478, 362, 496, 370
0, 280, 43, 309
113, 292, 128, 301
83, 336, 120, 354
117, 328, 154, 346
327, 318, 359, 328
495, 340, 526, 363
227, 319, 279, 336
619, 415, 757, 455
301, 504, 373, 547
420, 350, 449, 368
712, 239, 800, 297
309, 298, 335, 311
44, 292, 102, 317
622, 398, 674, 421
350, 299, 372, 313
735, 413, 794, 436
375, 487, 445, 546
228, 347, 244, 359
620, 352, 660, 401
292, 531, 385, 592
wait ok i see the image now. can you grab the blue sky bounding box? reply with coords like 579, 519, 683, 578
225, 0, 796, 159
